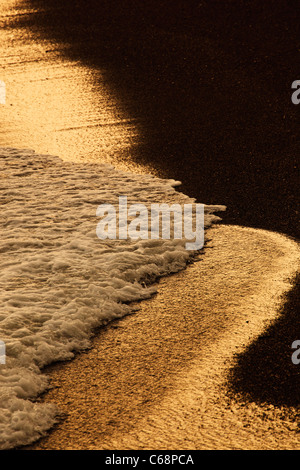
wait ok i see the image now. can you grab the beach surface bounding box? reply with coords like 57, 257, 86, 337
0, 0, 299, 451
27, 224, 300, 450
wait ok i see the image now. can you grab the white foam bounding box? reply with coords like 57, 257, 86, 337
0, 147, 225, 449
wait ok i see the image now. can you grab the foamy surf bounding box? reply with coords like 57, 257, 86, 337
0, 147, 225, 449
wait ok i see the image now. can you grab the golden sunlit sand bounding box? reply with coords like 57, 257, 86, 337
0, 0, 153, 176
27, 225, 300, 450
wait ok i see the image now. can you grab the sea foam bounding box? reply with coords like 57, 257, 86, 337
0, 147, 225, 449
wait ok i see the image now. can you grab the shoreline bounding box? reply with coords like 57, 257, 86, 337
0, 146, 224, 450
0, 1, 299, 451
25, 224, 300, 450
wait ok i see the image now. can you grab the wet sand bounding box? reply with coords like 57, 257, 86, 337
26, 225, 300, 450
1, 0, 299, 450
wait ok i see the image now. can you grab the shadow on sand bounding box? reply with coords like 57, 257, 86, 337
227, 274, 300, 408
13, 0, 300, 238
